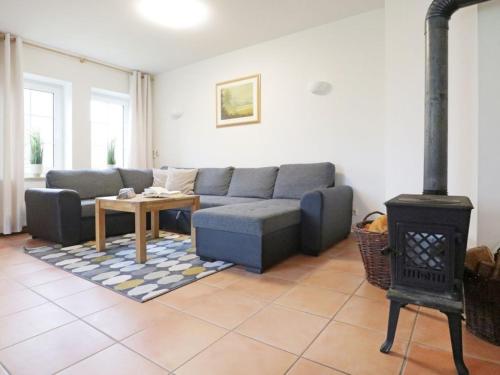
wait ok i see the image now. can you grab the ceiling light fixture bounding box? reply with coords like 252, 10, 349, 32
137, 0, 209, 29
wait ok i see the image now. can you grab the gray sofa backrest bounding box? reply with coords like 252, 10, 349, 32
46, 169, 125, 199
161, 163, 336, 199
228, 167, 279, 199
194, 167, 234, 196
117, 168, 153, 194
272, 162, 335, 199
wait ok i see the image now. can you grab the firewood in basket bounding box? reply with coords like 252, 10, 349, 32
366, 215, 388, 233
477, 261, 495, 279
465, 246, 494, 272
492, 253, 500, 280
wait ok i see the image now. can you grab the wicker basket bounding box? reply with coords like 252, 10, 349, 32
352, 211, 391, 290
464, 250, 500, 345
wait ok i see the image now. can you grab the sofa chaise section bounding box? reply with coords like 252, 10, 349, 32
192, 163, 353, 272
193, 199, 301, 273
159, 195, 264, 233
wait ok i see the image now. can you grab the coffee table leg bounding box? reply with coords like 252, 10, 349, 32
95, 200, 106, 251
151, 209, 160, 238
190, 196, 200, 249
135, 206, 147, 263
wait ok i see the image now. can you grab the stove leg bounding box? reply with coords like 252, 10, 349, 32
445, 312, 469, 375
380, 300, 402, 353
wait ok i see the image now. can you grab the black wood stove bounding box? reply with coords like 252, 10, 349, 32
380, 195, 472, 374
379, 1, 491, 375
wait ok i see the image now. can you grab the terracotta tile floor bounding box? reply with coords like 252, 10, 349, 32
0, 233, 499, 375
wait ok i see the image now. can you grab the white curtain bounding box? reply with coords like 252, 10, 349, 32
0, 34, 25, 234
128, 71, 153, 169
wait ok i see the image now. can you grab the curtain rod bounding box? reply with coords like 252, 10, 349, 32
1, 32, 144, 76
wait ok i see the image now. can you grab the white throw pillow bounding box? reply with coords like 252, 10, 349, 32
166, 168, 198, 194
152, 168, 169, 187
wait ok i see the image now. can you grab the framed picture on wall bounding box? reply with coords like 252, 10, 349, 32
216, 74, 261, 127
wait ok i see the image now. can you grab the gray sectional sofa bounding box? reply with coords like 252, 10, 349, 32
25, 163, 353, 273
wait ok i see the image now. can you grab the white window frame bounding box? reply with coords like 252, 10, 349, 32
91, 89, 130, 168
24, 75, 66, 175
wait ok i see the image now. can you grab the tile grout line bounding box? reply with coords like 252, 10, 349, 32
0, 267, 132, 373
104, 272, 261, 371
0, 360, 12, 375
170, 247, 363, 374
165, 276, 500, 374
1, 282, 121, 344
10, 252, 75, 288
51, 341, 117, 375
408, 307, 500, 366
411, 339, 500, 366
0, 319, 81, 352
10, 239, 465, 374
33, 291, 174, 372
169, 273, 299, 374
0, 298, 49, 319
282, 279, 365, 375
3, 234, 191, 373
4, 245, 348, 335
54, 342, 167, 375
399, 307, 420, 375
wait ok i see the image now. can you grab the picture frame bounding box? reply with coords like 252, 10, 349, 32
216, 74, 261, 128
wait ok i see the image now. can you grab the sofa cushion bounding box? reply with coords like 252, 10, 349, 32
176, 195, 264, 212
118, 168, 153, 193
272, 162, 335, 199
166, 168, 198, 194
194, 167, 234, 196
192, 199, 300, 236
228, 167, 278, 199
46, 169, 124, 199
201, 195, 264, 209
152, 168, 169, 187
80, 199, 122, 218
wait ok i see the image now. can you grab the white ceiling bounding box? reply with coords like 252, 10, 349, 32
0, 0, 384, 74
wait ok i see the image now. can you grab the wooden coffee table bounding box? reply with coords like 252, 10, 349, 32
95, 194, 200, 263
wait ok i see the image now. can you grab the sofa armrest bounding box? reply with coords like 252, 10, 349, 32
300, 186, 353, 255
25, 188, 81, 246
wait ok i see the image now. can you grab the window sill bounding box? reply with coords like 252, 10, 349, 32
24, 175, 46, 181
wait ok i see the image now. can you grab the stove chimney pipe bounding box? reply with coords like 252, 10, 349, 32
424, 0, 490, 195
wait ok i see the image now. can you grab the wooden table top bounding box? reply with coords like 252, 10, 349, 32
96, 193, 197, 203
95, 194, 200, 212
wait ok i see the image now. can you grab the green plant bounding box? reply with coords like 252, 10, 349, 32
30, 132, 43, 165
107, 140, 116, 165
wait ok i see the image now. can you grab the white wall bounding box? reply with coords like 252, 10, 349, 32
153, 1, 499, 247
154, 10, 386, 222
384, 0, 479, 244
478, 1, 500, 249
23, 45, 130, 170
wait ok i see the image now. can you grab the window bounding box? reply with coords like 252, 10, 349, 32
24, 77, 64, 176
91, 90, 129, 168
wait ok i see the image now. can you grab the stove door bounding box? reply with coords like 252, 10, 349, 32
394, 223, 455, 293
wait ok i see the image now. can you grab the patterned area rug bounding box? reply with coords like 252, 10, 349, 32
24, 231, 233, 302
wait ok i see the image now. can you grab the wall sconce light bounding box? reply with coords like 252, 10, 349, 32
170, 110, 183, 120
308, 81, 332, 96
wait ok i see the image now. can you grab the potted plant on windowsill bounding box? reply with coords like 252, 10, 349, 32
107, 140, 116, 169
30, 132, 43, 177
